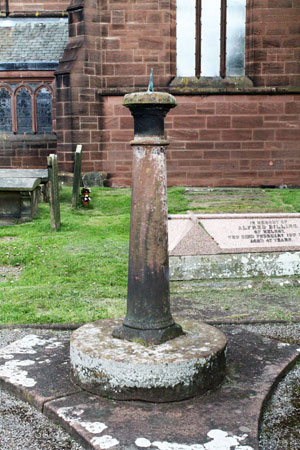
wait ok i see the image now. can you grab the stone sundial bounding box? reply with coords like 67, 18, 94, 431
70, 72, 227, 402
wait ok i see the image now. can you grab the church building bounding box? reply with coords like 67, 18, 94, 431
0, 0, 299, 187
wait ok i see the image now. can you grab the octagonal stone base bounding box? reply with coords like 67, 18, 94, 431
70, 319, 227, 402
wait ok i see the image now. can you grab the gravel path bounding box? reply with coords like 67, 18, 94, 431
245, 324, 300, 450
0, 325, 299, 450
0, 389, 84, 450
0, 328, 84, 450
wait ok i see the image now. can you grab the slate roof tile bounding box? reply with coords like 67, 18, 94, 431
0, 20, 69, 63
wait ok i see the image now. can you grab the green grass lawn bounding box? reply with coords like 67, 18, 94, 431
0, 186, 299, 325
0, 187, 188, 324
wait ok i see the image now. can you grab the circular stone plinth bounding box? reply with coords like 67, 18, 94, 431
70, 319, 227, 402
123, 91, 177, 107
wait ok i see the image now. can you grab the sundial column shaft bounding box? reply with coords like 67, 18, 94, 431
112, 93, 183, 345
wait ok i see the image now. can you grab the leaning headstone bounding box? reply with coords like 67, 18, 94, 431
47, 154, 60, 231
72, 145, 82, 208
82, 171, 104, 187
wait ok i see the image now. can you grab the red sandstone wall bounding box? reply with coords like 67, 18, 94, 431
246, 0, 300, 87
101, 95, 300, 187
55, 0, 102, 172
0, 0, 69, 14
94, 0, 300, 186
100, 0, 175, 89
53, 0, 300, 187
0, 135, 57, 168
98, 0, 300, 89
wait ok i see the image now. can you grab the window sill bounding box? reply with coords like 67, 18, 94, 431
97, 81, 300, 97
169, 76, 253, 91
168, 77, 300, 95
0, 133, 57, 142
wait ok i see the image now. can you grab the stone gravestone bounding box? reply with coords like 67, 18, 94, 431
72, 145, 83, 208
47, 154, 60, 231
82, 171, 104, 188
168, 213, 300, 281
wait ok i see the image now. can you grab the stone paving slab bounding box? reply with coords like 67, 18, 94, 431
0, 333, 80, 411
0, 325, 299, 449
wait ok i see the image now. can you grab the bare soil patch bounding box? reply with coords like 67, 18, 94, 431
0, 266, 21, 283
0, 237, 16, 242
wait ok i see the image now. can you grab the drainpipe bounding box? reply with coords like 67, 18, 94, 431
5, 0, 9, 16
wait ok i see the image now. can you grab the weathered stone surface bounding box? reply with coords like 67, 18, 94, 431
169, 214, 300, 255
168, 214, 300, 281
70, 318, 227, 402
42, 327, 300, 449
0, 177, 41, 224
0, 169, 49, 202
82, 171, 105, 187
0, 326, 299, 449
0, 19, 68, 64
0, 177, 41, 191
201, 216, 300, 250
0, 169, 49, 182
170, 252, 300, 281
48, 154, 60, 231
115, 145, 182, 344
0, 333, 80, 411
123, 91, 177, 107
72, 145, 82, 208
116, 89, 183, 346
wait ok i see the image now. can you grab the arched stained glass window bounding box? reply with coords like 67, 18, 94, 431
17, 88, 32, 133
0, 88, 12, 132
37, 87, 52, 132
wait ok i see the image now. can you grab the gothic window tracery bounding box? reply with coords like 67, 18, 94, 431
0, 88, 12, 132
16, 87, 33, 133
0, 83, 53, 134
36, 87, 52, 133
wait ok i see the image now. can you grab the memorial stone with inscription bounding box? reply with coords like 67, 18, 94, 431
200, 217, 300, 250
168, 213, 300, 281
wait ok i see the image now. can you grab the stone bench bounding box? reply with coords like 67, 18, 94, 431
0, 177, 41, 224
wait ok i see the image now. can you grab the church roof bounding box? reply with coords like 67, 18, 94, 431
0, 18, 68, 68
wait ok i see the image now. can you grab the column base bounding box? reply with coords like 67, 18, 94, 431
70, 319, 227, 402
112, 322, 184, 345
